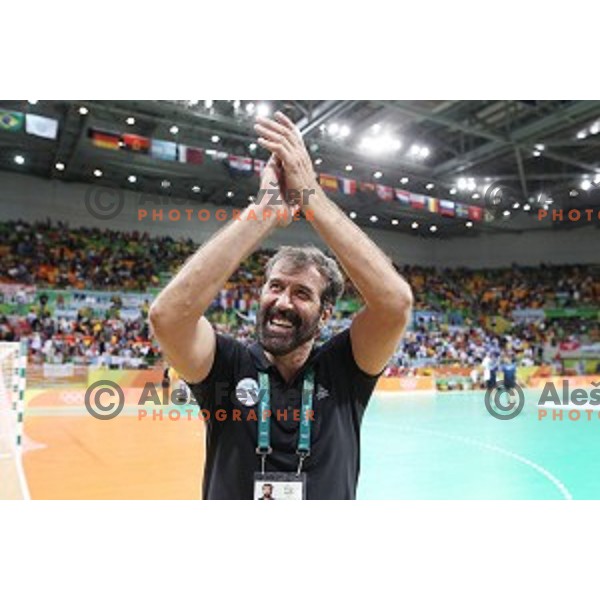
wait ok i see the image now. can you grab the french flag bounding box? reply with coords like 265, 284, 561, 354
340, 177, 357, 195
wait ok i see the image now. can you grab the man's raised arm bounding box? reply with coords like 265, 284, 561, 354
149, 159, 290, 383
255, 113, 413, 376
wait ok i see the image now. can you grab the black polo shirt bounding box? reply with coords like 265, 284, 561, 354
188, 328, 380, 500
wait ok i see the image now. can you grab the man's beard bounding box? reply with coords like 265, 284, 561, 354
256, 305, 321, 356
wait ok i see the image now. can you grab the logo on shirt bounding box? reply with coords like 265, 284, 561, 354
236, 377, 260, 407
316, 384, 330, 402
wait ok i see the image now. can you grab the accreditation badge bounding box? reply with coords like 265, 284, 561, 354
253, 472, 307, 500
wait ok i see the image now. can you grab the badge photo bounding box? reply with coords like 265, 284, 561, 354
235, 377, 260, 407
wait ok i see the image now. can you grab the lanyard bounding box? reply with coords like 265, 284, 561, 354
256, 368, 314, 476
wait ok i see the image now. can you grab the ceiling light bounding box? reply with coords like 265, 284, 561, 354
55, 162, 65, 171
503, 210, 511, 217
430, 225, 438, 232
411, 222, 419, 229
466, 179, 476, 192
246, 102, 255, 115
227, 191, 234, 198
192, 186, 201, 193
79, 106, 89, 115
523, 204, 531, 211
373, 171, 383, 179
28, 100, 38, 105
126, 117, 135, 125
371, 124, 382, 134
349, 212, 357, 219
590, 122, 600, 135
161, 180, 171, 189
345, 164, 353, 172
581, 180, 592, 191
535, 144, 545, 151
391, 219, 399, 225
466, 221, 473, 228
232, 100, 241, 110
594, 174, 600, 185
425, 183, 434, 190
457, 177, 467, 191
576, 130, 587, 139
512, 202, 520, 209
94, 169, 102, 177
370, 215, 378, 223
170, 125, 179, 135
449, 188, 457, 195
204, 100, 213, 109
472, 193, 480, 199
211, 135, 220, 143
315, 158, 323, 166
328, 123, 339, 135
14, 155, 25, 165
249, 143, 257, 152
400, 177, 409, 185
256, 103, 271, 117
128, 175, 137, 183
532, 150, 541, 157
340, 125, 351, 138
420, 147, 430, 158
569, 189, 578, 197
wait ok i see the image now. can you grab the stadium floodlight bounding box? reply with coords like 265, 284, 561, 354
535, 144, 545, 151
594, 174, 600, 185
349, 212, 357, 219
503, 210, 511, 217
315, 158, 323, 165
430, 225, 438, 232
55, 162, 65, 171
512, 202, 520, 209
192, 186, 201, 193
420, 147, 430, 158
227, 191, 234, 198
466, 178, 476, 192
28, 100, 38, 105
400, 177, 409, 185
14, 155, 25, 165
523, 204, 531, 211
457, 177, 467, 191
93, 169, 102, 177
170, 125, 179, 135
373, 171, 383, 179
345, 165, 353, 172
532, 150, 541, 157
411, 222, 419, 229
257, 103, 271, 117
576, 130, 587, 139
79, 106, 89, 115
249, 143, 257, 152
466, 221, 473, 228
391, 219, 399, 225
425, 183, 435, 190
370, 215, 378, 223
161, 180, 171, 189
590, 122, 600, 135
360, 133, 401, 155
449, 188, 457, 195
570, 189, 578, 197
472, 193, 480, 199
126, 117, 135, 125
128, 175, 137, 183
211, 135, 220, 143
581, 179, 592, 191
232, 100, 241, 110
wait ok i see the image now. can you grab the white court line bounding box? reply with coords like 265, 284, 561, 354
382, 423, 574, 500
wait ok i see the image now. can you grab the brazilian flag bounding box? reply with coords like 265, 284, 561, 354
0, 110, 25, 132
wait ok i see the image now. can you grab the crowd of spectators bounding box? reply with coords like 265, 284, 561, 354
0, 220, 598, 371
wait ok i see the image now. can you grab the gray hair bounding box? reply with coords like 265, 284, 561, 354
264, 245, 345, 308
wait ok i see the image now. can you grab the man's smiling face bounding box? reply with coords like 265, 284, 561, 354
257, 260, 327, 356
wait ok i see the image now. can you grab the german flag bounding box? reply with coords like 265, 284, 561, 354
122, 133, 150, 153
89, 129, 121, 150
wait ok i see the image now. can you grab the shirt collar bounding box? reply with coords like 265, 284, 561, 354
248, 340, 320, 378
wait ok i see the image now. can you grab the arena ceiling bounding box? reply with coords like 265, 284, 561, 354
1, 99, 599, 238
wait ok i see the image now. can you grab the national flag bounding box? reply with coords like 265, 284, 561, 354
253, 158, 266, 175
228, 154, 253, 172
319, 174, 339, 192
205, 149, 228, 161
409, 193, 426, 210
427, 197, 439, 213
89, 128, 120, 150
340, 177, 357, 195
468, 205, 483, 221
395, 189, 410, 205
358, 182, 375, 193
455, 202, 469, 219
122, 133, 150, 153
0, 110, 24, 132
376, 184, 393, 201
151, 139, 177, 161
177, 144, 203, 164
25, 114, 59, 140
439, 199, 455, 217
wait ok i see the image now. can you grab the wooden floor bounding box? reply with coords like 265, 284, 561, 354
18, 388, 206, 500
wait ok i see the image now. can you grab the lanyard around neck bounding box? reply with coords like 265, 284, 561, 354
256, 368, 314, 475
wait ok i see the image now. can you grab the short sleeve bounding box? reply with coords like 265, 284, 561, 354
185, 333, 241, 411
318, 328, 381, 408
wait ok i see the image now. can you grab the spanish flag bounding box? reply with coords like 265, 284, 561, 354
319, 174, 339, 192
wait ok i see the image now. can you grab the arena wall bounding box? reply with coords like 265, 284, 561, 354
1, 171, 598, 269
